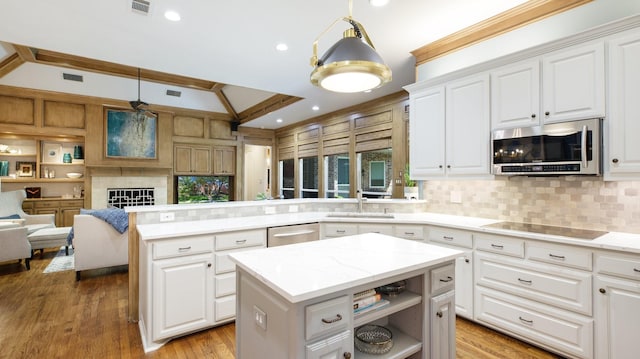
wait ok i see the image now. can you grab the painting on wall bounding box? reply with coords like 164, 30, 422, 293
105, 109, 157, 159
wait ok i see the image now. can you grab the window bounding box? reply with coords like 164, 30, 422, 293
369, 161, 385, 188
279, 159, 294, 199
324, 154, 349, 198
357, 148, 392, 198
299, 156, 318, 198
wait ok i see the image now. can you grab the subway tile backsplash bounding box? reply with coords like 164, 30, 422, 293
423, 177, 640, 234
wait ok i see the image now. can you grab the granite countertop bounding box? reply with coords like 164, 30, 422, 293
228, 233, 463, 303
136, 211, 640, 254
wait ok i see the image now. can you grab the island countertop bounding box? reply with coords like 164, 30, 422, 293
228, 233, 463, 303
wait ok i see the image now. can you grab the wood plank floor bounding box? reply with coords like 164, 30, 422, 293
0, 248, 563, 358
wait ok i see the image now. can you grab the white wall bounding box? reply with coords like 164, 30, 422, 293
416, 0, 640, 81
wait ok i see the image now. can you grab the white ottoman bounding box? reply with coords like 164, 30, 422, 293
28, 227, 71, 256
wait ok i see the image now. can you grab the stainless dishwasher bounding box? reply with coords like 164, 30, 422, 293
267, 222, 320, 247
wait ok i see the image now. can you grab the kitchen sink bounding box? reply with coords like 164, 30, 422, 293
326, 212, 395, 219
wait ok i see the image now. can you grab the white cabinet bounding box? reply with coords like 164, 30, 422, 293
541, 42, 605, 123
407, 73, 490, 179
606, 29, 640, 178
594, 251, 640, 359
430, 290, 455, 359
491, 59, 540, 129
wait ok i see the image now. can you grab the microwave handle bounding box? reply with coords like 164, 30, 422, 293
581, 125, 588, 168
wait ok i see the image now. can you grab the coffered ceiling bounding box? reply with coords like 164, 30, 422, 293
0, 0, 586, 130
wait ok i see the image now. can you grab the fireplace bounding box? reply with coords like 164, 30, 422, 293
108, 188, 155, 208
91, 174, 168, 209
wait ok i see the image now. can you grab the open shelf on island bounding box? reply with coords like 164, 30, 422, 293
353, 324, 422, 359
354, 291, 422, 327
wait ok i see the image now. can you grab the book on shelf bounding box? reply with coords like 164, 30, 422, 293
353, 288, 376, 301
354, 299, 390, 315
353, 293, 382, 310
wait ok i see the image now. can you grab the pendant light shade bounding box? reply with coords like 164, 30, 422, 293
310, 2, 391, 93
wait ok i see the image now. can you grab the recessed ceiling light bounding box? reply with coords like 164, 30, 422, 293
164, 10, 181, 21
312, 105, 319, 111
276, 118, 283, 123
369, 0, 389, 6
276, 43, 288, 51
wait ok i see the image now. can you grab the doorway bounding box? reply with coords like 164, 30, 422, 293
243, 144, 272, 200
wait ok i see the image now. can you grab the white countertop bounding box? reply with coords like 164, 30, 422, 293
228, 233, 463, 303
136, 211, 640, 254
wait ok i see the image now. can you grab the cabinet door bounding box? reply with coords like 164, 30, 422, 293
446, 73, 491, 176
431, 290, 455, 359
152, 254, 213, 341
409, 86, 446, 178
594, 275, 640, 359
174, 144, 211, 174
607, 30, 640, 176
174, 145, 193, 174
455, 251, 473, 320
213, 147, 235, 175
305, 330, 351, 359
542, 42, 605, 123
60, 207, 80, 227
191, 147, 212, 174
491, 60, 540, 129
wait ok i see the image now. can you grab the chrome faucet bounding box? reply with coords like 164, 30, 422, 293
356, 189, 366, 213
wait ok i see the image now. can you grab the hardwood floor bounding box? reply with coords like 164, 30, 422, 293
0, 248, 563, 359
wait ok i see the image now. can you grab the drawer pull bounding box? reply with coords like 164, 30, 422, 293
634, 268, 640, 273
443, 236, 453, 241
465, 258, 470, 263
235, 239, 247, 244
436, 311, 443, 318
321, 314, 342, 324
549, 253, 566, 260
517, 278, 532, 285
404, 232, 415, 235
519, 316, 533, 325
178, 246, 192, 252
439, 276, 453, 283
336, 230, 346, 233
490, 244, 504, 249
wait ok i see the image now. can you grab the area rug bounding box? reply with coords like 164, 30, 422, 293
43, 246, 75, 273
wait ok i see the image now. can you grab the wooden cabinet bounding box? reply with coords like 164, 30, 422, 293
174, 144, 211, 174
606, 29, 640, 178
406, 73, 490, 179
212, 146, 235, 175
490, 59, 540, 129
541, 42, 605, 124
594, 251, 640, 359
24, 198, 84, 227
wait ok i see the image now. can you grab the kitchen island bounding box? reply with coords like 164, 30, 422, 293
229, 233, 463, 359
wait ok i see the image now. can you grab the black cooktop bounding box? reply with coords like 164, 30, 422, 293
482, 221, 608, 240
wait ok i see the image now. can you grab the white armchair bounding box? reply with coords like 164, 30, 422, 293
0, 190, 55, 234
73, 214, 128, 281
0, 225, 31, 270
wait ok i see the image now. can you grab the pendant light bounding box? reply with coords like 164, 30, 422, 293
310, 0, 391, 93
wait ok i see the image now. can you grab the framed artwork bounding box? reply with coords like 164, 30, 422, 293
42, 142, 62, 163
18, 163, 33, 177
105, 109, 157, 159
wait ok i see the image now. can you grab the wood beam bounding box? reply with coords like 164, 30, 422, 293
12, 45, 36, 62
213, 88, 239, 121
238, 94, 303, 124
411, 0, 593, 65
0, 53, 24, 78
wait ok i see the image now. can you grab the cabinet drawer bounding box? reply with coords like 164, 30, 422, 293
215, 272, 236, 298
476, 287, 593, 359
394, 225, 424, 240
34, 201, 60, 208
215, 229, 266, 251
476, 233, 524, 258
305, 295, 350, 341
323, 223, 358, 237
527, 242, 592, 271
61, 200, 84, 208
476, 253, 592, 315
359, 224, 393, 236
215, 252, 236, 274
215, 295, 236, 322
431, 263, 455, 294
429, 227, 472, 248
596, 252, 640, 281
153, 236, 213, 260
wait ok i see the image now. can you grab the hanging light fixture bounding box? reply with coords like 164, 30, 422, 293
310, 0, 391, 93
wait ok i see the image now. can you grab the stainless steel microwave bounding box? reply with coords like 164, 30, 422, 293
492, 118, 602, 176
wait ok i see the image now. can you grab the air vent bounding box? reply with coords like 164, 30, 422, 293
62, 73, 83, 82
131, 0, 150, 14
166, 89, 181, 97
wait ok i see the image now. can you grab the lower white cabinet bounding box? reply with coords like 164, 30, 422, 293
430, 290, 455, 359
594, 251, 640, 359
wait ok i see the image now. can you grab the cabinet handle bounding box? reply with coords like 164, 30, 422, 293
517, 278, 532, 285
404, 232, 415, 235
336, 230, 346, 233
321, 314, 342, 324
207, 263, 212, 268
446, 165, 451, 169
465, 258, 470, 263
531, 114, 536, 118
599, 288, 606, 294
343, 352, 352, 359
439, 276, 453, 283
235, 239, 247, 244
436, 311, 443, 318
548, 253, 565, 260
545, 111, 550, 116
439, 165, 443, 169
519, 316, 533, 325
178, 246, 192, 252
612, 158, 619, 164
634, 268, 640, 273
443, 236, 453, 241
490, 244, 504, 249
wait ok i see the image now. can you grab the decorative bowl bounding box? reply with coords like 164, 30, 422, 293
355, 324, 393, 354
66, 172, 83, 179
376, 280, 406, 297
0, 144, 8, 152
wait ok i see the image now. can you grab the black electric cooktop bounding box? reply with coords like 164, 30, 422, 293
482, 221, 608, 240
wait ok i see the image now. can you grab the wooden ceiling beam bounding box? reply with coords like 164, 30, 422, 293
0, 53, 24, 78
12, 45, 36, 62
214, 88, 239, 121
411, 0, 593, 65
238, 94, 303, 124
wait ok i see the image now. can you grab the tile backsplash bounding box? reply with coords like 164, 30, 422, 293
423, 177, 640, 234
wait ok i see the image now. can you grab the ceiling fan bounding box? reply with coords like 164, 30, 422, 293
129, 68, 157, 118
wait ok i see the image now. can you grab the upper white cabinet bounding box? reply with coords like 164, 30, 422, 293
491, 60, 541, 129
607, 29, 640, 178
541, 42, 605, 124
407, 73, 491, 179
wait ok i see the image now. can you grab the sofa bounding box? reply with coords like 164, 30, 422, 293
0, 224, 31, 269
0, 190, 55, 234
73, 214, 128, 281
